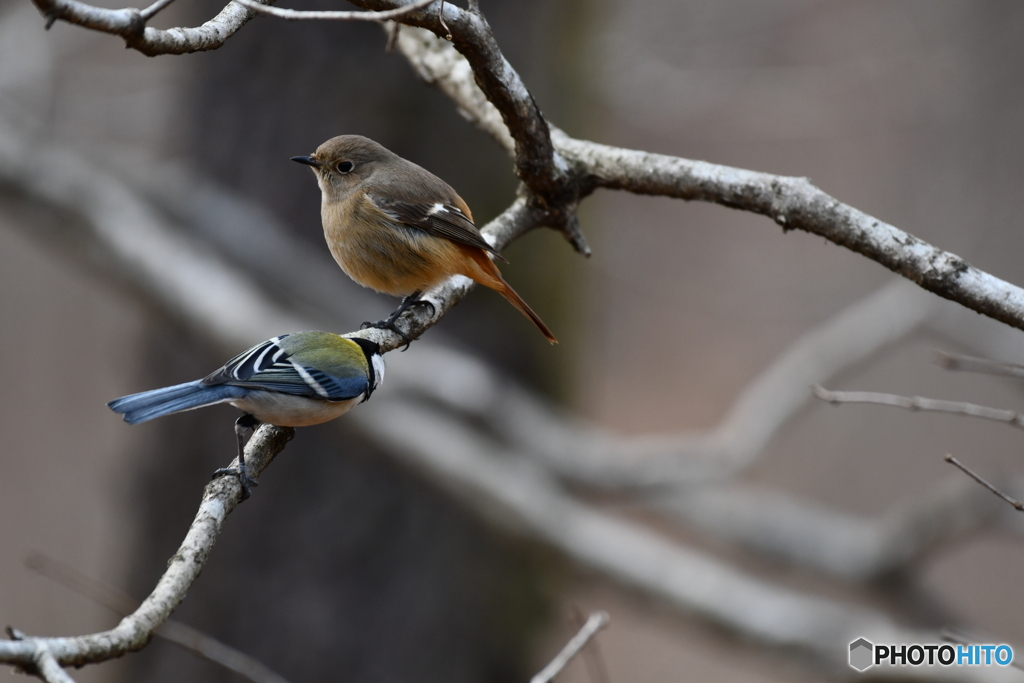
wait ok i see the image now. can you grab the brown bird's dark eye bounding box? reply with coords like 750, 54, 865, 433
337, 161, 354, 174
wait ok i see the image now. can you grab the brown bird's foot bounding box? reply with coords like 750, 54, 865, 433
361, 291, 426, 350
408, 298, 436, 318
361, 317, 413, 350
212, 414, 261, 501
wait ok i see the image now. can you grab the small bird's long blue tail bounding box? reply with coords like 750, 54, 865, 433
108, 381, 247, 425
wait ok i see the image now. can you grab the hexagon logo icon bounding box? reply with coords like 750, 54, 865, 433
850, 638, 874, 671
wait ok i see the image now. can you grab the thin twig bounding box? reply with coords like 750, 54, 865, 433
228, 0, 434, 22
569, 607, 611, 683
24, 553, 291, 683
154, 623, 291, 683
138, 0, 177, 21
812, 384, 1024, 431
934, 351, 1024, 380
26, 553, 137, 614
530, 612, 609, 683
944, 455, 1024, 513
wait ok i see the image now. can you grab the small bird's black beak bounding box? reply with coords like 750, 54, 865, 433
290, 155, 320, 167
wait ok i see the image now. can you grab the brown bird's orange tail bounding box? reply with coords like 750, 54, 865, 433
493, 278, 559, 344
465, 248, 558, 344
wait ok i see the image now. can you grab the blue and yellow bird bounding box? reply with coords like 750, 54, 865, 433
108, 332, 384, 498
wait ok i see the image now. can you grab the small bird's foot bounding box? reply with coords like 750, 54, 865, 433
219, 413, 262, 501
361, 318, 413, 350
212, 465, 259, 501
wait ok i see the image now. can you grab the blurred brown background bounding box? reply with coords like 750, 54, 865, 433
3, 1, 1024, 681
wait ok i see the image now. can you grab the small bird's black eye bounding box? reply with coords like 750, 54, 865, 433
337, 161, 354, 174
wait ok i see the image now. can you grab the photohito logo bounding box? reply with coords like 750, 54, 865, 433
849, 638, 1013, 672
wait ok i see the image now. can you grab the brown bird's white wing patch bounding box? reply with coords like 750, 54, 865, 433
367, 194, 506, 261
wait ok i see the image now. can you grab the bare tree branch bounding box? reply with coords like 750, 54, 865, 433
137, 0, 176, 21
393, 24, 515, 154
229, 0, 434, 23
569, 607, 611, 683
397, 27, 1024, 339
32, 0, 1024, 344
935, 351, 1024, 381
4, 630, 77, 683
530, 611, 609, 683
25, 553, 292, 683
32, 0, 1024, 340
812, 385, 1024, 431
373, 4, 557, 194
0, 425, 294, 670
30, 0, 277, 55
556, 137, 1024, 336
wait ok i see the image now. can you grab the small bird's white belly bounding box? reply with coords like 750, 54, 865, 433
229, 392, 361, 427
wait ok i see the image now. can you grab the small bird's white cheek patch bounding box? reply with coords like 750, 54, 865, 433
372, 355, 386, 386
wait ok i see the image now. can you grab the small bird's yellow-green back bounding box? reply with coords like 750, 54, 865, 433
280, 332, 368, 379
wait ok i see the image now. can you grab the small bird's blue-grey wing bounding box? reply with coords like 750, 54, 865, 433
204, 335, 367, 401
368, 194, 506, 260
202, 335, 294, 386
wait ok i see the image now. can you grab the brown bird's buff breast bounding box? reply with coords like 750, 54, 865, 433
322, 193, 469, 297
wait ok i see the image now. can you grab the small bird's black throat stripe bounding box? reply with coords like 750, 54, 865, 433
349, 337, 381, 400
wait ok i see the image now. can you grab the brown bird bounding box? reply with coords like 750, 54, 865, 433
292, 135, 557, 345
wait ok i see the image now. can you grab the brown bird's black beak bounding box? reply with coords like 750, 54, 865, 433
290, 155, 320, 167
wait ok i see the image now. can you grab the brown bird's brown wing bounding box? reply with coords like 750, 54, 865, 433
367, 193, 507, 262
